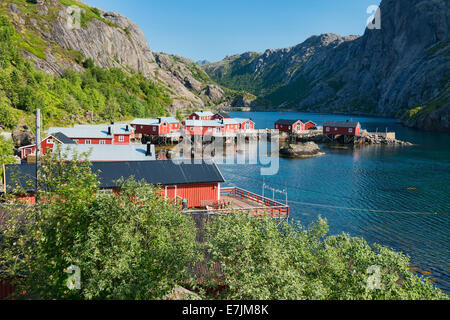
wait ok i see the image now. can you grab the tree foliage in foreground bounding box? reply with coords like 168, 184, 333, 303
0, 154, 447, 300
0, 154, 199, 299
202, 213, 447, 300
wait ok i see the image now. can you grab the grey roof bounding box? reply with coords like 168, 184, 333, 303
192, 111, 214, 117
53, 132, 76, 144
131, 118, 160, 126
3, 160, 225, 192
323, 121, 360, 128
158, 117, 180, 124
184, 120, 224, 127
221, 119, 238, 125
233, 118, 253, 124
275, 119, 301, 125
48, 124, 132, 139
300, 120, 317, 125
56, 144, 156, 162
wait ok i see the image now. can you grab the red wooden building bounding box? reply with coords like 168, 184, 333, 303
212, 111, 231, 120
1, 160, 225, 209
184, 120, 224, 136
188, 111, 215, 121
323, 121, 361, 136
48, 124, 133, 146
131, 117, 180, 136
18, 132, 76, 160
274, 119, 316, 133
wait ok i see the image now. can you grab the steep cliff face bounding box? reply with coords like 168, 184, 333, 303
3, 0, 231, 109
205, 0, 449, 131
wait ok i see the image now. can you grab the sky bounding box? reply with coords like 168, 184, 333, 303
83, 0, 381, 62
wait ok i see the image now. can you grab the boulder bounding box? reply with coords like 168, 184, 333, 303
279, 142, 324, 158
12, 127, 35, 147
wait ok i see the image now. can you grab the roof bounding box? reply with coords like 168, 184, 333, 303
323, 121, 360, 128
275, 119, 301, 125
192, 111, 214, 117
300, 120, 317, 125
48, 123, 132, 139
221, 119, 238, 125
158, 117, 180, 124
185, 120, 224, 127
2, 160, 225, 192
2, 164, 36, 193
53, 132, 76, 144
215, 111, 231, 118
17, 133, 76, 150
56, 144, 156, 162
131, 118, 160, 126
233, 118, 253, 124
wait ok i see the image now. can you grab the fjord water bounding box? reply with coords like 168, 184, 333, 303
219, 111, 450, 291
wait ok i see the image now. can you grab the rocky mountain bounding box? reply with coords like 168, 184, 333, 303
204, 0, 449, 132
2, 0, 238, 112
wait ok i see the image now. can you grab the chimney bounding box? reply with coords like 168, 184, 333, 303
125, 125, 129, 132
107, 126, 112, 135
158, 118, 161, 124
146, 142, 152, 157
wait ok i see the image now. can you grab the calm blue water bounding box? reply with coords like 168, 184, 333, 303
218, 111, 450, 292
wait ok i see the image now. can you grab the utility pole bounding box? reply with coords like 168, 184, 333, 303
35, 109, 41, 203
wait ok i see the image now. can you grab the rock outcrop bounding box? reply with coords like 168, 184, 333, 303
4, 0, 231, 109
204, 0, 450, 132
279, 142, 324, 158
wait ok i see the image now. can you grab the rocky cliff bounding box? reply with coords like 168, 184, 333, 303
2, 0, 234, 110
204, 0, 449, 131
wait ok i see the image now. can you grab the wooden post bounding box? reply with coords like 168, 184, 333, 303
35, 109, 41, 203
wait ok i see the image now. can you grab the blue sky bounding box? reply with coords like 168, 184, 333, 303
84, 0, 381, 62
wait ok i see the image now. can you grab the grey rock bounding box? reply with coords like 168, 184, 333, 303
279, 142, 324, 158
12, 128, 35, 147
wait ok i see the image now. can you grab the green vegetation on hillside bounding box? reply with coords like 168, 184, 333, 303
0, 15, 172, 129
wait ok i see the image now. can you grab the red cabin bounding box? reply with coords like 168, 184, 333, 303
184, 120, 224, 136
2, 160, 225, 209
212, 111, 231, 121
301, 120, 317, 130
188, 111, 214, 121
48, 124, 133, 145
131, 117, 180, 136
18, 133, 76, 160
323, 121, 361, 136
235, 118, 255, 132
274, 119, 303, 134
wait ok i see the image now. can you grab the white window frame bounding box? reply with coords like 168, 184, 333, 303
326, 127, 330, 132
47, 138, 54, 144
153, 127, 157, 132
349, 128, 353, 133
100, 140, 106, 145
119, 136, 125, 142
85, 140, 91, 145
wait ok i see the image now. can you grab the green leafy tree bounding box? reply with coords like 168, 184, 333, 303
0, 151, 199, 299
202, 213, 447, 300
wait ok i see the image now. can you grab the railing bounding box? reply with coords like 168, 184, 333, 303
183, 187, 289, 218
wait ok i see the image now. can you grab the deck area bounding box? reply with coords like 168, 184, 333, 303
183, 187, 289, 218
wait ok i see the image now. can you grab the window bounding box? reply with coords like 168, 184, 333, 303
141, 125, 144, 129
119, 136, 125, 142
275, 124, 278, 129
334, 128, 338, 131
326, 127, 330, 132
85, 140, 91, 145
349, 128, 353, 133
216, 127, 221, 133
289, 126, 291, 130
73, 139, 78, 144
163, 122, 167, 127
246, 122, 250, 130
153, 127, 157, 132
190, 127, 194, 132
47, 138, 54, 144
100, 140, 106, 145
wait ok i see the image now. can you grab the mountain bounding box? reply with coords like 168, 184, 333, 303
0, 0, 242, 132
196, 60, 211, 66
204, 0, 450, 132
